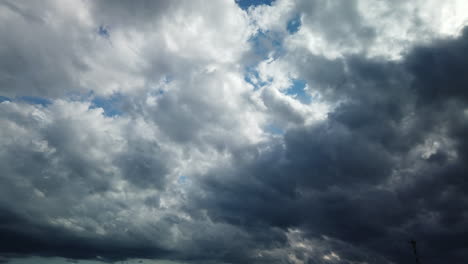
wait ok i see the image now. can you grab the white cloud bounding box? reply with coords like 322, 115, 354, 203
251, 0, 468, 60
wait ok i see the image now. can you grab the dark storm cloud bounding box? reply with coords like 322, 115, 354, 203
407, 28, 468, 104
1, 1, 468, 264
0, 208, 170, 262
0, 102, 176, 262
189, 28, 468, 264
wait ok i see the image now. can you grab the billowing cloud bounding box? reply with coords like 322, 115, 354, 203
1, 1, 468, 264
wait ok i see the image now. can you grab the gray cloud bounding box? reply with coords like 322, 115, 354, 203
1, 1, 468, 264
188, 28, 468, 264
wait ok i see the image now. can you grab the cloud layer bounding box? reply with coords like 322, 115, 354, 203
1, 1, 468, 264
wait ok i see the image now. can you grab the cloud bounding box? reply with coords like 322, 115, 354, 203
0, 1, 468, 264
188, 26, 468, 264
251, 0, 468, 59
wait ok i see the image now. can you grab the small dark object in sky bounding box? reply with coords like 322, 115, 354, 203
409, 239, 421, 264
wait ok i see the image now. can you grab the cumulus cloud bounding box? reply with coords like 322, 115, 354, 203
1, 1, 468, 264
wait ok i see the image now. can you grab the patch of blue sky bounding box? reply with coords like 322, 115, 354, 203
287, 14, 302, 34
0, 95, 52, 106
149, 76, 173, 98
285, 79, 311, 104
178, 175, 188, 184
18, 96, 52, 106
265, 123, 284, 135
0, 92, 127, 117
90, 93, 123, 117
244, 65, 271, 90
98, 25, 110, 38
245, 31, 284, 90
235, 0, 275, 10
0, 96, 12, 103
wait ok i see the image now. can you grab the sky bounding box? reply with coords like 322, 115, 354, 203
1, 1, 468, 264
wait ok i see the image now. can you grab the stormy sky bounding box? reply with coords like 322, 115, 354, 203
1, 1, 468, 263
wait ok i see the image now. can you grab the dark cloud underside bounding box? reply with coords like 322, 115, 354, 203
1, 1, 467, 264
